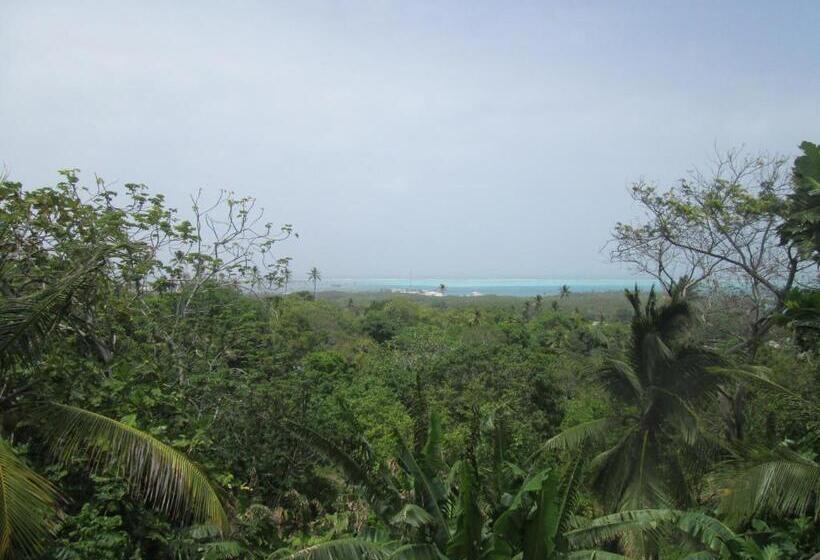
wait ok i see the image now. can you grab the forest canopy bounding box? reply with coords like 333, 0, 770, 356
0, 143, 817, 559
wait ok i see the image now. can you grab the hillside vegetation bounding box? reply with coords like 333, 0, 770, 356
0, 142, 817, 559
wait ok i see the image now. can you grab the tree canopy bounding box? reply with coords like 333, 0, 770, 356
0, 143, 816, 558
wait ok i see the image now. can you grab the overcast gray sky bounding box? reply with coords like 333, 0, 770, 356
2, 1, 818, 278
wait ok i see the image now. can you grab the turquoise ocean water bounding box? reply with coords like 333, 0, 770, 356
311, 278, 655, 297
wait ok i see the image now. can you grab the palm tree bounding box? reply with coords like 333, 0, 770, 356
439, 283, 446, 295
559, 285, 571, 299
308, 267, 322, 298
281, 266, 292, 294
0, 256, 227, 557
544, 287, 726, 514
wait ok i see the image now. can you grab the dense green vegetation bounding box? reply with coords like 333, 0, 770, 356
0, 143, 817, 559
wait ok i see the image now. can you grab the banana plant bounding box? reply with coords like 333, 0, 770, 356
486, 452, 586, 560
282, 408, 624, 560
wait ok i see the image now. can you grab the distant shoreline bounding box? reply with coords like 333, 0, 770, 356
289, 277, 656, 298
313, 289, 638, 318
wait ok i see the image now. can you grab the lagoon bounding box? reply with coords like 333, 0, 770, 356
304, 277, 656, 297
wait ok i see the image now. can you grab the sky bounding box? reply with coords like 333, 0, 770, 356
2, 1, 819, 278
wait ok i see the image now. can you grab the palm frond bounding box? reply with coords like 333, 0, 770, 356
639, 332, 674, 383
718, 450, 820, 522
624, 286, 644, 319
0, 437, 59, 558
0, 255, 104, 369
664, 347, 725, 401
272, 537, 391, 560
390, 504, 434, 529
674, 511, 735, 553
654, 388, 704, 446
203, 539, 244, 560
567, 509, 736, 558
540, 418, 615, 454
588, 427, 664, 512
565, 509, 680, 549
707, 366, 792, 396
596, 359, 644, 404
39, 402, 229, 531
555, 450, 585, 541
679, 552, 719, 560
283, 420, 401, 524
618, 472, 672, 514
655, 298, 693, 344
565, 551, 631, 560
618, 429, 675, 512
389, 543, 445, 560
187, 523, 224, 540
421, 411, 446, 475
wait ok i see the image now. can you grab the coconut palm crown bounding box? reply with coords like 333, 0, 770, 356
308, 267, 322, 298
544, 285, 726, 513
